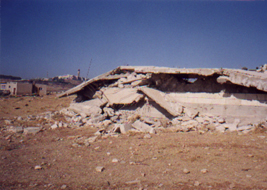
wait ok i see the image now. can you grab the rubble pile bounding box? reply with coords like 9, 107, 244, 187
56, 66, 267, 136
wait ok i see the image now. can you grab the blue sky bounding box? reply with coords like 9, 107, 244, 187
1, 0, 267, 79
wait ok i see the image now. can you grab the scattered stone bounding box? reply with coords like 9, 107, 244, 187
258, 135, 266, 139
144, 134, 151, 139
34, 165, 42, 170
61, 184, 67, 189
24, 127, 42, 135
107, 152, 111, 156
51, 123, 58, 130
216, 125, 225, 133
58, 122, 63, 128
112, 158, 119, 163
87, 136, 98, 143
195, 117, 204, 123
217, 118, 225, 124
4, 120, 12, 125
183, 168, 190, 174
229, 183, 235, 189
72, 143, 80, 148
201, 168, 208, 174
125, 179, 140, 185
194, 181, 201, 186
158, 183, 163, 187
248, 154, 254, 158
6, 126, 23, 133
95, 166, 104, 172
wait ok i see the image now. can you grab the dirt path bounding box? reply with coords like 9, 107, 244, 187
0, 95, 267, 189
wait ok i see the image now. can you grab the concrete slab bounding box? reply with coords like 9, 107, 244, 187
102, 88, 144, 105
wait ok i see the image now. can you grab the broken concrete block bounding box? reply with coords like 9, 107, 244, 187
88, 114, 107, 124
112, 158, 119, 163
103, 107, 115, 117
69, 98, 107, 116
110, 115, 119, 123
141, 117, 156, 125
86, 136, 98, 143
144, 134, 151, 139
195, 117, 205, 123
181, 120, 198, 127
4, 120, 12, 125
60, 108, 76, 117
237, 125, 253, 131
24, 127, 42, 135
149, 128, 156, 134
217, 118, 225, 124
183, 168, 190, 174
132, 120, 152, 132
223, 123, 238, 132
34, 165, 42, 170
6, 126, 23, 133
216, 124, 226, 132
95, 166, 104, 172
51, 123, 58, 130
102, 88, 144, 105
102, 120, 112, 127
138, 87, 181, 117
113, 124, 121, 133
120, 123, 132, 134
184, 108, 199, 119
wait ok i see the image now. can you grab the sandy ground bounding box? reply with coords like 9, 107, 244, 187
0, 95, 267, 190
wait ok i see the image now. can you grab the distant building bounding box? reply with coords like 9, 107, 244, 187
33, 84, 47, 96
6, 82, 32, 96
4, 82, 47, 96
1, 83, 6, 90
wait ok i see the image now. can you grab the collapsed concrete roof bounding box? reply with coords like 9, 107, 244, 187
59, 66, 267, 98
58, 66, 267, 132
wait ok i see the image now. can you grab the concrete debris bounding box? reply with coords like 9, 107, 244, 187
183, 168, 190, 174
132, 120, 152, 133
119, 123, 132, 134
125, 179, 141, 185
6, 126, 23, 133
201, 168, 208, 174
34, 165, 42, 170
138, 87, 182, 117
112, 158, 119, 163
95, 166, 104, 172
102, 88, 144, 105
87, 136, 98, 143
54, 66, 267, 135
143, 134, 152, 139
51, 123, 58, 130
23, 127, 42, 135
69, 98, 107, 117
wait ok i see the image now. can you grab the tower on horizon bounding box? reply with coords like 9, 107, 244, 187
77, 69, 80, 78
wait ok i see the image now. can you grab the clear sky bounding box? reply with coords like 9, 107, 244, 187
1, 0, 267, 79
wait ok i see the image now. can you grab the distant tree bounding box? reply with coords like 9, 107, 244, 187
241, 67, 248, 70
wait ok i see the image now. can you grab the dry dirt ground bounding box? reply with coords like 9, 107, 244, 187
0, 95, 267, 190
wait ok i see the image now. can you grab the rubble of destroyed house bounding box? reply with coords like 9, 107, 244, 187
54, 66, 267, 136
